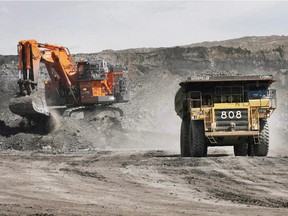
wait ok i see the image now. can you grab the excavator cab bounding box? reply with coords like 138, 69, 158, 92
77, 61, 107, 81
77, 60, 129, 105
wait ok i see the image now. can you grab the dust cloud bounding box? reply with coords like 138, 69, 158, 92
48, 108, 62, 132
114, 72, 181, 152
268, 83, 288, 156
269, 110, 288, 156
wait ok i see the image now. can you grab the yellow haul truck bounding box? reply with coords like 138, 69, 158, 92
175, 74, 277, 157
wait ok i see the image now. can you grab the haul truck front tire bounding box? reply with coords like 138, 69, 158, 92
254, 119, 269, 156
189, 120, 207, 157
180, 118, 191, 157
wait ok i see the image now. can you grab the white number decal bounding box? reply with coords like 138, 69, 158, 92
220, 111, 242, 119
236, 111, 242, 119
221, 111, 227, 119
228, 111, 234, 119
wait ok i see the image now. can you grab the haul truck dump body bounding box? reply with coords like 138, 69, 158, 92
175, 74, 276, 157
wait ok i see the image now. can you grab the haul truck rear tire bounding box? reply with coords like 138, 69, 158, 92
254, 119, 269, 156
180, 118, 191, 157
189, 120, 207, 157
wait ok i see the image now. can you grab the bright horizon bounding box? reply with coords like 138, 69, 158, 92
0, 1, 287, 55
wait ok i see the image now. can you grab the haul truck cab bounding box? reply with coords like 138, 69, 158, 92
174, 74, 277, 157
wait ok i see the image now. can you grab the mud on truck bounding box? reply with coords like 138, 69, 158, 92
175, 74, 277, 157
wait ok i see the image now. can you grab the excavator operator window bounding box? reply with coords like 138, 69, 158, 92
77, 63, 91, 80
90, 63, 103, 80
90, 64, 97, 74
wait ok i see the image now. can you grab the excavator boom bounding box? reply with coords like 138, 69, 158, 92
9, 39, 76, 118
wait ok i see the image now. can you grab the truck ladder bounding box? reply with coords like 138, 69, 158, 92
207, 135, 217, 144
204, 109, 213, 131
253, 134, 259, 145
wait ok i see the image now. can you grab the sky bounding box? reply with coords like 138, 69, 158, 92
0, 0, 288, 55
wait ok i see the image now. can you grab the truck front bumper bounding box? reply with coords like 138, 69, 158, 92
205, 131, 259, 137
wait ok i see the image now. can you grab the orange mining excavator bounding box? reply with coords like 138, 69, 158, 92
9, 39, 129, 119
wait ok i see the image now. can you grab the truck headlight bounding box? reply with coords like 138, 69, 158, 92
252, 123, 259, 130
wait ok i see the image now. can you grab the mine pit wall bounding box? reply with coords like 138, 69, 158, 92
0, 56, 18, 124
2, 43, 288, 88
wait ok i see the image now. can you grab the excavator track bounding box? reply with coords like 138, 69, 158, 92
62, 106, 123, 119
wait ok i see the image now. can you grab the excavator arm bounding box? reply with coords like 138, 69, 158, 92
17, 40, 41, 95
9, 39, 77, 118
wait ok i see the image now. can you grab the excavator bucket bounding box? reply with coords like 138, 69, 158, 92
9, 91, 50, 118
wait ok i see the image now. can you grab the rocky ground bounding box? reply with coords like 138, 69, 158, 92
0, 150, 287, 215
0, 36, 287, 215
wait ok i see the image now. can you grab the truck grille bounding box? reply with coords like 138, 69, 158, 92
215, 109, 248, 131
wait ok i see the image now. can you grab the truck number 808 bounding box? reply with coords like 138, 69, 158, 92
221, 111, 242, 119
